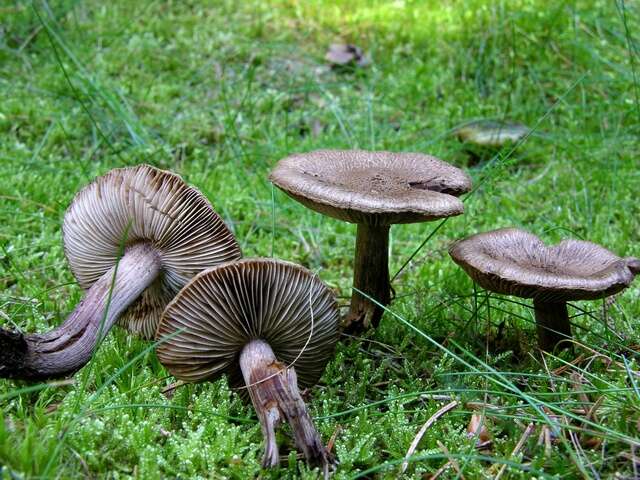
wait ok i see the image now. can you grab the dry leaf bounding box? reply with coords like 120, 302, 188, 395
467, 413, 491, 444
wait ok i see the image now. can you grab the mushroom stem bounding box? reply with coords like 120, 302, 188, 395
0, 243, 161, 380
346, 223, 391, 332
239, 339, 333, 471
533, 300, 572, 352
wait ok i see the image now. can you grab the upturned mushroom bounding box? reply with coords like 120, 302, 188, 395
0, 165, 241, 380
449, 228, 640, 351
156, 258, 339, 471
269, 149, 472, 332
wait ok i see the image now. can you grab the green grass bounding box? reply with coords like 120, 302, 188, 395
1, 0, 640, 478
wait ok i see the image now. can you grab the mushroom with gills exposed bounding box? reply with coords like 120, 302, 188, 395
269, 149, 472, 332
0, 165, 241, 380
449, 228, 640, 352
156, 258, 339, 473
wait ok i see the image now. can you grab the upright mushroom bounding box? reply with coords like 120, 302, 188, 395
449, 228, 640, 351
0, 165, 241, 380
156, 258, 339, 471
269, 149, 472, 332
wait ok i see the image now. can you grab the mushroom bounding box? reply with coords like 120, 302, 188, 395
269, 149, 472, 332
453, 120, 530, 148
325, 43, 370, 68
156, 258, 338, 471
0, 165, 241, 380
449, 228, 640, 351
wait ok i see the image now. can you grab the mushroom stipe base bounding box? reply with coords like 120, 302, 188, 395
0, 244, 161, 380
239, 340, 334, 472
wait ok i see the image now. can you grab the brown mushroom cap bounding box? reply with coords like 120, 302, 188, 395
62, 165, 242, 338
449, 228, 639, 302
269, 149, 472, 226
325, 44, 370, 67
156, 258, 339, 388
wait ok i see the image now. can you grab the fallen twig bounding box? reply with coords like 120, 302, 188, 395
494, 422, 535, 480
326, 424, 342, 454
400, 400, 458, 473
585, 395, 604, 424
161, 380, 186, 399
429, 460, 452, 480
437, 439, 464, 479
552, 354, 586, 376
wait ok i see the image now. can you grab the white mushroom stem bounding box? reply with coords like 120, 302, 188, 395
239, 339, 332, 471
533, 300, 572, 352
346, 223, 391, 332
0, 243, 161, 380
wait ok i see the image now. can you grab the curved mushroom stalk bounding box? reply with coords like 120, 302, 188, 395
346, 223, 391, 332
0, 244, 161, 380
240, 340, 334, 472
157, 259, 338, 472
1, 165, 241, 380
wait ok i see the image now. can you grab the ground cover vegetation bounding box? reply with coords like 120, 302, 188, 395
1, 0, 639, 478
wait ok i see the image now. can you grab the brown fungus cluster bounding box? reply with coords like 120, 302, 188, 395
1, 147, 638, 476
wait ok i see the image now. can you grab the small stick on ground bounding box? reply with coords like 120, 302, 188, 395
494, 422, 535, 480
419, 393, 457, 402
326, 425, 342, 454
544, 426, 553, 457
552, 354, 585, 375
585, 395, 604, 423
400, 400, 458, 473
161, 380, 186, 399
429, 460, 452, 480
436, 440, 464, 479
